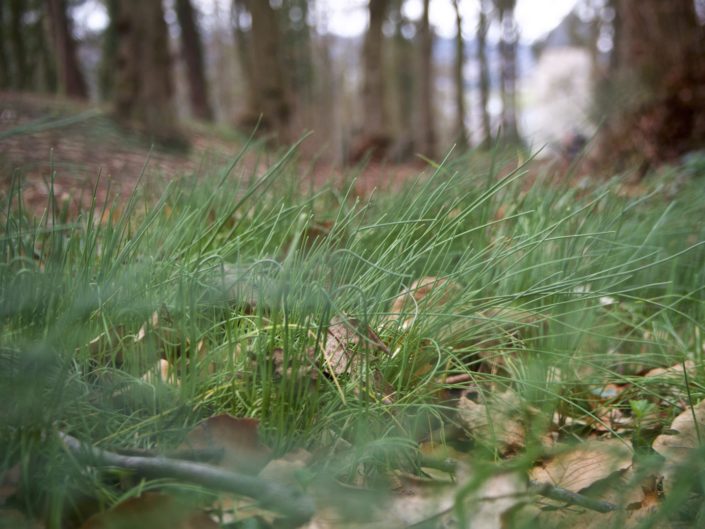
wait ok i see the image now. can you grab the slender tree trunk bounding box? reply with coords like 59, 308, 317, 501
452, 0, 468, 147
357, 0, 391, 158
246, 0, 290, 142
416, 0, 435, 157
477, 0, 492, 147
8, 0, 28, 90
390, 0, 414, 160
0, 2, 9, 89
36, 9, 58, 92
175, 0, 213, 121
45, 0, 88, 99
232, 0, 257, 124
497, 0, 520, 143
596, 0, 705, 170
113, 0, 184, 146
99, 0, 119, 101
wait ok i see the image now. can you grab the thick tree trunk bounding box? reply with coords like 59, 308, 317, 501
416, 0, 435, 157
99, 0, 119, 100
113, 0, 183, 146
175, 0, 213, 121
8, 0, 28, 90
497, 0, 520, 143
477, 0, 492, 147
596, 0, 705, 171
452, 0, 468, 147
45, 0, 88, 99
245, 0, 290, 142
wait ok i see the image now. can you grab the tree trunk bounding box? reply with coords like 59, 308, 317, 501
390, 0, 414, 161
99, 0, 119, 101
113, 0, 184, 146
477, 0, 492, 147
45, 0, 88, 99
8, 0, 28, 90
245, 0, 290, 142
416, 0, 435, 157
354, 0, 391, 160
596, 0, 705, 171
452, 0, 468, 147
497, 0, 520, 143
175, 0, 213, 121
0, 2, 10, 89
232, 0, 256, 125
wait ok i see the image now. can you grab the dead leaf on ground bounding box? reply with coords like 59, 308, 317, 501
181, 414, 271, 475
389, 276, 462, 320
258, 448, 313, 486
652, 398, 705, 494
80, 493, 218, 529
531, 438, 633, 493
457, 389, 529, 454
531, 470, 664, 529
323, 316, 388, 376
0, 464, 20, 507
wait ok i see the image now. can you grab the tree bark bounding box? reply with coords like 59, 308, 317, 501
416, 0, 435, 157
0, 1, 9, 89
113, 0, 184, 146
496, 0, 520, 143
452, 0, 468, 147
596, 0, 705, 171
98, 0, 119, 101
477, 0, 492, 147
354, 0, 392, 160
245, 0, 291, 142
45, 0, 88, 99
390, 0, 414, 161
8, 0, 28, 90
175, 0, 213, 121
232, 0, 256, 123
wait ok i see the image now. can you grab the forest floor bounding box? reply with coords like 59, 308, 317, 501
2, 92, 705, 529
0, 91, 427, 216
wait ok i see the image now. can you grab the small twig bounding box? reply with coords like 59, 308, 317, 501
529, 480, 619, 513
59, 432, 315, 526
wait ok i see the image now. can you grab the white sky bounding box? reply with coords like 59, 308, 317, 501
315, 0, 579, 42
76, 0, 579, 43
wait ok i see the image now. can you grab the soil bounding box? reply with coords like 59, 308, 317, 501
0, 92, 425, 217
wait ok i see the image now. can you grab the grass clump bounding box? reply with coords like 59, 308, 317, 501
1, 142, 705, 528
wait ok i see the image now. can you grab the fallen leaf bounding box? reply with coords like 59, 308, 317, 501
531, 439, 633, 493
0, 464, 20, 506
80, 493, 218, 529
389, 276, 462, 318
457, 389, 528, 454
258, 448, 312, 486
652, 398, 705, 494
323, 316, 387, 376
181, 415, 271, 475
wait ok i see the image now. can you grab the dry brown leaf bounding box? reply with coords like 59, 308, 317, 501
644, 359, 696, 380
389, 276, 462, 317
531, 470, 664, 529
531, 439, 633, 493
323, 316, 387, 376
181, 414, 271, 475
258, 448, 312, 486
457, 389, 527, 454
652, 398, 705, 493
80, 493, 219, 529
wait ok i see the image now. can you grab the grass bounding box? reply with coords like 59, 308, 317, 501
1, 137, 705, 528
